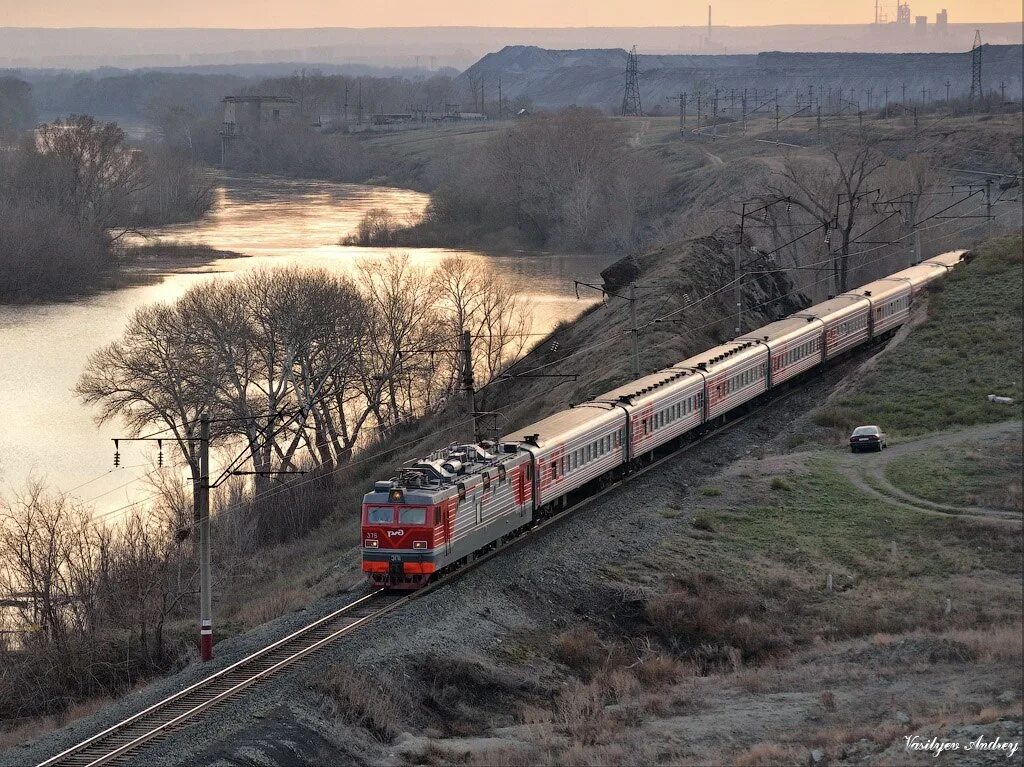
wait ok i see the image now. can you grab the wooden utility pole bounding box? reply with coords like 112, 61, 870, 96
198, 413, 212, 662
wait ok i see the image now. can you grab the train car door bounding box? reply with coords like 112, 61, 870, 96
444, 499, 454, 557
517, 464, 528, 516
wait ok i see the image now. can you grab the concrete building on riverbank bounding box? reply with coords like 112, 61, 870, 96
219, 95, 297, 167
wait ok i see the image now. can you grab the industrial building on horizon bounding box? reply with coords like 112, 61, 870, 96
874, 1, 952, 33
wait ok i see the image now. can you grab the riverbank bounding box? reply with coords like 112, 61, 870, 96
0, 119, 214, 304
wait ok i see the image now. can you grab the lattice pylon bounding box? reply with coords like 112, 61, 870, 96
621, 46, 643, 117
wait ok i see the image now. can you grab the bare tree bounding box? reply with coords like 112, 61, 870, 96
432, 256, 533, 384
768, 137, 887, 293
76, 302, 216, 519
35, 116, 146, 238
357, 254, 448, 430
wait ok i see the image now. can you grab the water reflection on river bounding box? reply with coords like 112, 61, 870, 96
0, 174, 613, 515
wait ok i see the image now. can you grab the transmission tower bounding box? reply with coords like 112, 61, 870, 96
621, 45, 643, 117
969, 30, 983, 107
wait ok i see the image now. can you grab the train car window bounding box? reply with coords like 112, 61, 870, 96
458, 482, 467, 501
434, 507, 442, 525
483, 472, 491, 491
399, 507, 427, 525
498, 465, 507, 482
550, 461, 558, 479
367, 506, 394, 524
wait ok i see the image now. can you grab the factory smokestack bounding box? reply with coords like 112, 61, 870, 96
708, 5, 712, 37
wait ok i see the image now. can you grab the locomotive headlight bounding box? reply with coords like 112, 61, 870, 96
413, 540, 427, 549
364, 540, 379, 548
389, 488, 404, 503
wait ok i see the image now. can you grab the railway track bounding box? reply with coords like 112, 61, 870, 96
37, 591, 407, 767
36, 357, 856, 766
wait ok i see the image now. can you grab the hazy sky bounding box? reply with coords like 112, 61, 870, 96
1, 0, 1020, 28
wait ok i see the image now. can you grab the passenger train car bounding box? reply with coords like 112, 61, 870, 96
362, 251, 968, 588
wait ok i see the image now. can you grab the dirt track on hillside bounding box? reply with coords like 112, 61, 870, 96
835, 421, 1023, 523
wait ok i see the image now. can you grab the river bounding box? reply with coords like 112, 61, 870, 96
0, 174, 612, 517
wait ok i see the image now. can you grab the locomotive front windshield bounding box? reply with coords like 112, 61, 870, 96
366, 506, 394, 524
398, 507, 428, 525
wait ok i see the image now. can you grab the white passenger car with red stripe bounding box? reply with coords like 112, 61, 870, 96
502, 403, 627, 508
738, 316, 824, 387
796, 295, 871, 359
675, 341, 769, 420
593, 367, 705, 460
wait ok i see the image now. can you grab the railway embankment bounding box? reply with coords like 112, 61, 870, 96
10, 235, 1021, 766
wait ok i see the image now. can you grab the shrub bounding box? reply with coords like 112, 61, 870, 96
692, 512, 715, 532
343, 207, 400, 246
0, 199, 113, 301
770, 477, 792, 491
820, 690, 837, 712
634, 656, 685, 689
552, 627, 606, 677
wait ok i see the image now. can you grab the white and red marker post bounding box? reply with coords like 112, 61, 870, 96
198, 413, 213, 662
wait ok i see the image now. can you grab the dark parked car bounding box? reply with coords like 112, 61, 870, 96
849, 425, 887, 452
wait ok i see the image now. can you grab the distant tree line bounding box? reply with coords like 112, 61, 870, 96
0, 115, 215, 302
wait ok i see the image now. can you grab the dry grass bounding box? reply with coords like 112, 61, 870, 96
634, 655, 689, 689
943, 622, 1023, 663
319, 667, 400, 742
732, 742, 805, 766
645, 572, 794, 666
555, 681, 619, 746
819, 690, 837, 713
0, 694, 117, 752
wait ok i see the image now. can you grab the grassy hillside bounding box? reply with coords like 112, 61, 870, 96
816, 234, 1023, 438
